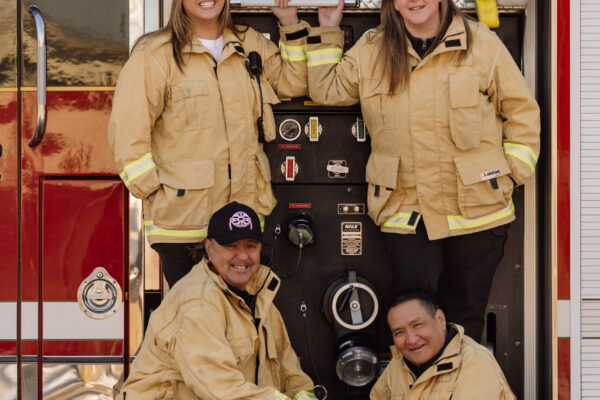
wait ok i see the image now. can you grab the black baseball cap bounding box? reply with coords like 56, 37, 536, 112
206, 202, 263, 245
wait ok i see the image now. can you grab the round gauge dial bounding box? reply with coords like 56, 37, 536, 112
279, 119, 302, 141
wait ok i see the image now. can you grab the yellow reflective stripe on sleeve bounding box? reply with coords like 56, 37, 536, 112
119, 153, 156, 186
382, 212, 421, 230
144, 220, 207, 239
307, 48, 343, 67
293, 390, 318, 400
503, 143, 538, 172
275, 390, 290, 400
258, 213, 265, 230
280, 42, 307, 61
447, 201, 514, 231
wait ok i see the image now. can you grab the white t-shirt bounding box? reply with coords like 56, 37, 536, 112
199, 35, 224, 62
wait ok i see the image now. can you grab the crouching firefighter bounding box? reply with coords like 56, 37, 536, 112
117, 202, 318, 400
370, 289, 515, 400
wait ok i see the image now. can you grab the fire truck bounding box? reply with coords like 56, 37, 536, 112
0, 0, 589, 399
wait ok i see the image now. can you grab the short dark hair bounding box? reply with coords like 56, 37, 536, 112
386, 288, 439, 317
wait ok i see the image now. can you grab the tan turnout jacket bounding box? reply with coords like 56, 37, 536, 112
109, 23, 310, 244
118, 259, 314, 400
370, 324, 515, 400
307, 16, 540, 240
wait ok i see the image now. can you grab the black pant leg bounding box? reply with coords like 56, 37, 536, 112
438, 224, 509, 342
151, 242, 200, 288
383, 222, 445, 294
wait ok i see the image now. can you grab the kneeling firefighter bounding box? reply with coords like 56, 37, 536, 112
118, 202, 318, 400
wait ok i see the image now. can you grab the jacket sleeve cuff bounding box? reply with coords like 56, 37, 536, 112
307, 26, 344, 47
124, 170, 160, 199
278, 20, 310, 42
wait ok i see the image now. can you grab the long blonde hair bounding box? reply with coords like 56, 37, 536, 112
375, 0, 472, 94
133, 0, 242, 70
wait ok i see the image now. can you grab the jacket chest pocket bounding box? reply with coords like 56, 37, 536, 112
257, 82, 280, 143
229, 336, 255, 366
361, 80, 394, 131
262, 325, 282, 389
254, 150, 276, 214
170, 80, 209, 132
448, 73, 482, 150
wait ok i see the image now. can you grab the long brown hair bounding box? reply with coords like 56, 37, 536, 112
375, 0, 472, 94
133, 0, 241, 70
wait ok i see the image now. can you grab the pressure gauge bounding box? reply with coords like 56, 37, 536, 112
279, 119, 302, 141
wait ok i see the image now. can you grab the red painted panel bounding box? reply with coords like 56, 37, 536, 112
558, 338, 570, 400
0, 341, 37, 355
0, 92, 19, 303
43, 340, 122, 356
41, 179, 125, 300
20, 90, 118, 301
557, 0, 570, 300
0, 341, 17, 356
20, 90, 124, 358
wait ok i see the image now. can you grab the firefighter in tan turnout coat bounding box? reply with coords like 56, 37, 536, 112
310, 0, 540, 341
109, 0, 309, 287
370, 289, 515, 400
119, 202, 317, 400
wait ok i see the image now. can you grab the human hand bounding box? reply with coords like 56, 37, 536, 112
318, 0, 344, 27
271, 0, 299, 26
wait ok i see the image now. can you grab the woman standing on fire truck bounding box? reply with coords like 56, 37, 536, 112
308, 0, 540, 341
109, 0, 309, 288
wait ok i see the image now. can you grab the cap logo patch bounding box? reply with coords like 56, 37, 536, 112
229, 211, 252, 230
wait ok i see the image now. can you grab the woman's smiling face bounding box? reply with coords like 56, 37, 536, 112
394, 0, 442, 38
183, 0, 225, 31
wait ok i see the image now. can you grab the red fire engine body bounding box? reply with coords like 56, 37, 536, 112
0, 0, 593, 399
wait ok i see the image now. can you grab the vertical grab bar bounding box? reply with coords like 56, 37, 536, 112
27, 5, 46, 148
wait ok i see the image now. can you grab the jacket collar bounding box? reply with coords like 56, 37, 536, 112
409, 14, 468, 63
183, 27, 246, 62
201, 258, 281, 320
392, 323, 465, 384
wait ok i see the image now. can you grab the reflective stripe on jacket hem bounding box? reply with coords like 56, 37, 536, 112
307, 48, 343, 67
144, 220, 207, 239
293, 390, 318, 400
119, 153, 156, 186
382, 212, 421, 230
275, 390, 291, 400
503, 142, 537, 172
447, 201, 514, 231
280, 42, 307, 61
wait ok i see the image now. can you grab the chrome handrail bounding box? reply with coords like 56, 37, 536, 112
27, 5, 47, 148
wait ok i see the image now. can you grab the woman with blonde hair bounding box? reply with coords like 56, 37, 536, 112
109, 0, 310, 288
308, 0, 540, 342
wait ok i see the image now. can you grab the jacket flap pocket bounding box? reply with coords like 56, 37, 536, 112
229, 337, 254, 361
454, 147, 511, 186
264, 327, 279, 360
365, 153, 400, 189
363, 78, 390, 98
256, 151, 272, 181
158, 159, 214, 189
171, 80, 208, 102
449, 73, 479, 108
261, 82, 280, 105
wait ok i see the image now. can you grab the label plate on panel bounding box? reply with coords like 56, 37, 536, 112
341, 222, 362, 256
